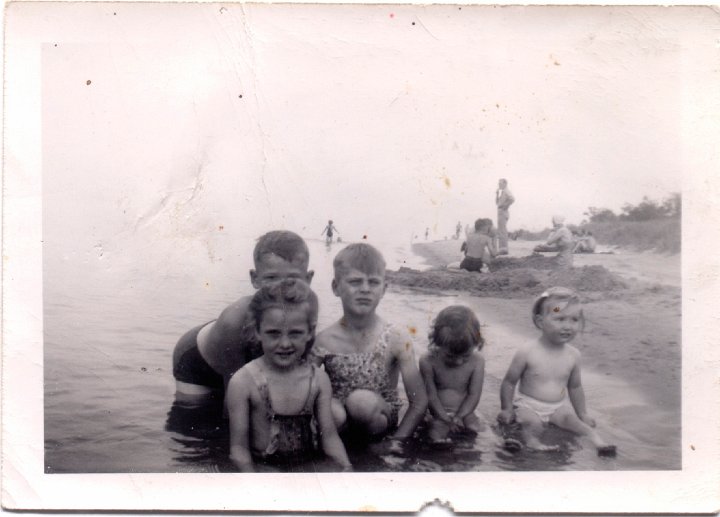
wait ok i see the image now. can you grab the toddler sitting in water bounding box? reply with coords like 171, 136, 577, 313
497, 287, 616, 456
312, 243, 428, 450
226, 280, 351, 472
419, 306, 486, 443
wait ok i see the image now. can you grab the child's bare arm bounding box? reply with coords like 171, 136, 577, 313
391, 331, 428, 439
419, 355, 450, 422
455, 355, 485, 420
567, 356, 595, 427
226, 372, 255, 472
315, 370, 352, 471
498, 350, 526, 423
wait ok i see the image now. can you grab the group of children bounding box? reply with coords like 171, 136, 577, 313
173, 230, 615, 472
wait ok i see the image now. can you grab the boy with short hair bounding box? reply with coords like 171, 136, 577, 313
312, 243, 428, 447
173, 231, 314, 397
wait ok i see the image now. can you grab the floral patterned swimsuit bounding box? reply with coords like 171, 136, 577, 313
314, 325, 402, 429
246, 361, 319, 464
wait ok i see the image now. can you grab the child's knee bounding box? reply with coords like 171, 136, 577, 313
464, 413, 482, 432
345, 389, 389, 432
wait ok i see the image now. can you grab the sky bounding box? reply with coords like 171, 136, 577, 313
40, 4, 701, 258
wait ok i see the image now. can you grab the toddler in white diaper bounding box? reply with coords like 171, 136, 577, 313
497, 287, 616, 456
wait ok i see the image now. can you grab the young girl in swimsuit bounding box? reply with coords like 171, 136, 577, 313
497, 287, 616, 456
226, 279, 352, 472
419, 305, 486, 443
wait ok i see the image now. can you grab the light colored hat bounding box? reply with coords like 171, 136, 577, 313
552, 215, 566, 225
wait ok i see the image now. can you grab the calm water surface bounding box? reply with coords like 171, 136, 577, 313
44, 237, 679, 473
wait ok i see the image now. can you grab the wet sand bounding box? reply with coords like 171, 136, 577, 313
385, 238, 681, 464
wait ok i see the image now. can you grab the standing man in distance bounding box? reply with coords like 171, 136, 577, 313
495, 178, 515, 255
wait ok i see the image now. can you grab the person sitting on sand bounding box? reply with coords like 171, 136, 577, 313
533, 215, 574, 268
460, 219, 496, 273
574, 229, 597, 254
312, 243, 428, 452
497, 287, 616, 457
419, 306, 486, 444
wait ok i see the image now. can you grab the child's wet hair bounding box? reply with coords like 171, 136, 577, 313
429, 305, 484, 354
253, 231, 309, 267
532, 286, 585, 329
333, 243, 386, 278
246, 279, 319, 357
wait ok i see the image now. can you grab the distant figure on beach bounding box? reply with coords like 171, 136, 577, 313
172, 231, 314, 399
321, 220, 339, 245
419, 306, 485, 444
533, 215, 574, 268
226, 280, 352, 472
455, 222, 462, 240
574, 229, 597, 254
497, 287, 616, 457
495, 178, 515, 255
312, 243, 428, 453
425, 227, 430, 240
460, 218, 496, 273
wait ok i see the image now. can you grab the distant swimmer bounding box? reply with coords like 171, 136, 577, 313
321, 220, 340, 245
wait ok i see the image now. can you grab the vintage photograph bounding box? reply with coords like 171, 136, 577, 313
3, 1, 719, 512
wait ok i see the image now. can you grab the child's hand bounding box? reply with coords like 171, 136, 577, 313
497, 409, 515, 425
450, 416, 464, 432
580, 413, 596, 428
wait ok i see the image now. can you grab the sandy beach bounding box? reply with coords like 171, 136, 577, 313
386, 238, 681, 465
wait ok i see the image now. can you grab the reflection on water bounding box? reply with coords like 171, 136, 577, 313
44, 237, 679, 473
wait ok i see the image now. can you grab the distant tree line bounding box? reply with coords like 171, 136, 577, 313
583, 193, 681, 224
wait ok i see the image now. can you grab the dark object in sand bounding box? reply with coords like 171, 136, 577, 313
597, 445, 617, 457
489, 254, 559, 272
503, 438, 523, 453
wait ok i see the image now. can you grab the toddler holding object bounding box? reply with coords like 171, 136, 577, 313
497, 287, 616, 456
226, 280, 351, 472
419, 306, 486, 443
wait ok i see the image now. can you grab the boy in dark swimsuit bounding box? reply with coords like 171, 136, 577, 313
172, 231, 314, 399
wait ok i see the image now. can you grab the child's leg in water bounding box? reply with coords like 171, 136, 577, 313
345, 389, 391, 436
462, 413, 483, 434
549, 406, 616, 455
516, 407, 560, 451
428, 418, 451, 443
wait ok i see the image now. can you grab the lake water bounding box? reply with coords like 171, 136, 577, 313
43, 235, 679, 473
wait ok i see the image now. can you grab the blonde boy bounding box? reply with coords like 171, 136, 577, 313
312, 243, 428, 447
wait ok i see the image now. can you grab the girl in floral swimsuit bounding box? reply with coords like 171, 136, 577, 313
226, 280, 351, 472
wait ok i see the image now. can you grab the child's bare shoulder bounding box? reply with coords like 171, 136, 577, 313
469, 350, 485, 366
315, 321, 346, 352
226, 361, 258, 397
